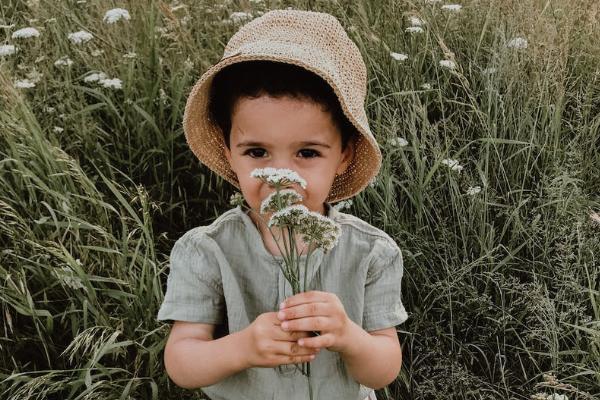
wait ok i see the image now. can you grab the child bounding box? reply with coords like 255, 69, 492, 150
157, 9, 408, 400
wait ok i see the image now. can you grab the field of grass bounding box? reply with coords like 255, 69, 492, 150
1, 0, 599, 399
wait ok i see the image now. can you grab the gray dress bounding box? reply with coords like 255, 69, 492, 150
157, 202, 408, 399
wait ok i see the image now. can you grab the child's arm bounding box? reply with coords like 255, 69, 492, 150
164, 321, 250, 388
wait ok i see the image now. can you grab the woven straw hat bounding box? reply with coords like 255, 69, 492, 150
182, 9, 382, 203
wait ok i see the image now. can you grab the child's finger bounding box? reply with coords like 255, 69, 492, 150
297, 333, 334, 349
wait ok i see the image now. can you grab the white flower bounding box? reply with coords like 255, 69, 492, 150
83, 72, 107, 82
268, 204, 310, 228
68, 30, 93, 44
99, 77, 122, 89
466, 185, 481, 195
14, 79, 36, 88
388, 137, 409, 147
44, 106, 56, 113
483, 67, 497, 74
439, 59, 457, 70
421, 83, 432, 89
54, 56, 73, 67
91, 49, 104, 57
506, 37, 528, 49
296, 210, 342, 253
250, 167, 307, 189
406, 26, 424, 33
12, 27, 40, 39
390, 52, 408, 61
103, 8, 131, 24
546, 395, 568, 400
229, 11, 253, 23
260, 188, 303, 214
441, 158, 463, 172
333, 199, 353, 211
368, 176, 378, 188
53, 126, 64, 133
441, 4, 462, 11
159, 88, 168, 104
122, 51, 137, 59
408, 16, 425, 26
590, 212, 600, 225
0, 44, 17, 56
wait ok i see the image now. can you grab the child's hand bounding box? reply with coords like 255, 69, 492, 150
243, 311, 321, 369
277, 290, 351, 353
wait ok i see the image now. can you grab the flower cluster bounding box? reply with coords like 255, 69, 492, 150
250, 167, 307, 189
260, 188, 303, 213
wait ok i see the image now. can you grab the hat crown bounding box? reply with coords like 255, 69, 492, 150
222, 9, 367, 105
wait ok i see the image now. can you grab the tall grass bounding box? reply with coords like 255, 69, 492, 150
1, 0, 598, 399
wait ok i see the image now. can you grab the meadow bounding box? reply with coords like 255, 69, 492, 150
0, 0, 599, 399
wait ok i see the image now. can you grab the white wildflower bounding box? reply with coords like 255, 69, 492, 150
250, 167, 307, 189
466, 185, 481, 195
44, 106, 56, 113
441, 158, 464, 172
122, 51, 137, 59
441, 4, 463, 11
406, 26, 424, 33
68, 30, 93, 44
98, 77, 122, 89
390, 52, 408, 61
54, 56, 73, 67
55, 267, 87, 291
409, 16, 425, 26
506, 37, 528, 49
333, 199, 353, 211
268, 204, 310, 228
91, 49, 104, 57
439, 59, 457, 70
421, 83, 432, 89
389, 137, 409, 147
229, 11, 253, 23
53, 126, 64, 133
229, 192, 245, 207
103, 8, 131, 24
483, 67, 497, 74
12, 27, 40, 39
546, 395, 568, 400
83, 72, 107, 82
0, 44, 17, 56
14, 79, 35, 88
159, 88, 168, 104
260, 188, 303, 214
368, 176, 378, 188
590, 212, 600, 225
296, 210, 342, 253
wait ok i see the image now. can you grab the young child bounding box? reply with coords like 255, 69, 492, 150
157, 9, 408, 400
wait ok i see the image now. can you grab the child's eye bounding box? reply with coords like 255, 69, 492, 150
242, 148, 321, 158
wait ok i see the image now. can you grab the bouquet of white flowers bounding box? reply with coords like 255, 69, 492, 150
230, 167, 342, 399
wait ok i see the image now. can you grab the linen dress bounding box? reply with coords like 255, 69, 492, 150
157, 202, 408, 400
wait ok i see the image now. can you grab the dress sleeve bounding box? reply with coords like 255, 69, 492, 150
362, 238, 408, 331
157, 229, 226, 324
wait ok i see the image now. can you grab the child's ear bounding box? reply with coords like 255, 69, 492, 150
336, 137, 355, 176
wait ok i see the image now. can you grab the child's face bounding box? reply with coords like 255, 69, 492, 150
223, 94, 354, 217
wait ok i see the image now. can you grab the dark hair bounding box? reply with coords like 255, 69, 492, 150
207, 60, 358, 152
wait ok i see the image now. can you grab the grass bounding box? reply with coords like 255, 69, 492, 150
0, 0, 599, 399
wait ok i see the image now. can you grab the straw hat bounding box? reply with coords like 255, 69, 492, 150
182, 9, 382, 203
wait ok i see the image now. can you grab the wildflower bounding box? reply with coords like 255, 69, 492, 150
14, 79, 36, 88
421, 83, 432, 89
441, 4, 462, 11
466, 185, 481, 195
229, 11, 253, 23
12, 27, 40, 39
333, 199, 353, 211
507, 37, 528, 49
250, 167, 307, 189
368, 176, 378, 188
268, 204, 310, 228
229, 192, 245, 207
103, 8, 131, 24
408, 16, 425, 26
388, 137, 409, 147
390, 52, 408, 61
91, 49, 104, 57
546, 395, 568, 400
122, 51, 137, 59
26, 69, 43, 83
68, 30, 93, 44
159, 88, 168, 105
83, 72, 107, 82
441, 158, 463, 172
296, 210, 342, 253
439, 59, 457, 70
483, 67, 497, 74
55, 267, 86, 291
405, 26, 424, 33
53, 126, 64, 133
44, 106, 56, 113
54, 56, 73, 67
260, 188, 303, 213
98, 77, 122, 89
590, 211, 600, 225
0, 44, 17, 56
